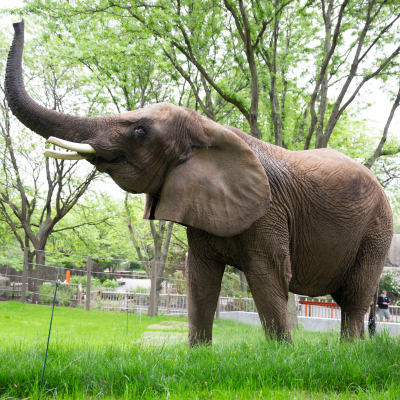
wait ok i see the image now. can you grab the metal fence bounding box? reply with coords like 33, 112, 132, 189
2, 245, 400, 323
0, 245, 248, 317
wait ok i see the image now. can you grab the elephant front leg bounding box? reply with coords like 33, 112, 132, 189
186, 251, 225, 346
246, 271, 291, 342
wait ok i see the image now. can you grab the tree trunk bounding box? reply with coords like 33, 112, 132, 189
148, 220, 174, 316
33, 249, 46, 305
27, 250, 35, 294
239, 270, 247, 294
287, 292, 298, 330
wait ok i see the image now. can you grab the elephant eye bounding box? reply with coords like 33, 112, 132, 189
133, 126, 146, 137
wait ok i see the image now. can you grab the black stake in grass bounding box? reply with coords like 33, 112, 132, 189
40, 267, 61, 395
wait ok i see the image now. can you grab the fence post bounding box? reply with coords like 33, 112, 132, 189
78, 283, 82, 305
85, 256, 92, 311
20, 247, 28, 303
149, 259, 157, 317
215, 296, 220, 319
167, 293, 170, 314
239, 296, 242, 311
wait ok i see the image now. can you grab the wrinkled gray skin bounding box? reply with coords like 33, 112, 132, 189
5, 21, 393, 343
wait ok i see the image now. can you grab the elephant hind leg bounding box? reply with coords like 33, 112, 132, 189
331, 233, 390, 341
331, 287, 366, 340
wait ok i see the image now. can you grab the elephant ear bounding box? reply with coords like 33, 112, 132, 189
144, 118, 271, 237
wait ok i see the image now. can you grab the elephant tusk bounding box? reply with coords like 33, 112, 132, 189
47, 136, 96, 153
43, 150, 85, 160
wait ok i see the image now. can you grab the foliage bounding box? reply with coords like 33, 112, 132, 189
379, 270, 400, 300
38, 283, 72, 307
102, 279, 118, 288
172, 270, 186, 295
221, 271, 249, 298
69, 276, 115, 288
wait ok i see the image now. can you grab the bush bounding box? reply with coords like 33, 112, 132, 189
70, 276, 86, 285
173, 270, 186, 294
102, 279, 118, 288
58, 298, 71, 307
379, 270, 400, 297
69, 276, 102, 287
38, 283, 74, 307
39, 283, 55, 305
220, 272, 248, 298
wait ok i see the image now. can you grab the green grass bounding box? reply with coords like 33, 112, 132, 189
1, 301, 400, 399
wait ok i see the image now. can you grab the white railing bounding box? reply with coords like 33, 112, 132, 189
299, 302, 400, 323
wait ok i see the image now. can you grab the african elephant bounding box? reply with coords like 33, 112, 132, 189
5, 20, 393, 343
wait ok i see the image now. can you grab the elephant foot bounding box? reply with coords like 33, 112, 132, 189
260, 315, 292, 343
339, 312, 366, 342
188, 328, 212, 347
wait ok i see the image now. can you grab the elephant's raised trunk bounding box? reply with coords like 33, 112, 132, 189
5, 19, 100, 143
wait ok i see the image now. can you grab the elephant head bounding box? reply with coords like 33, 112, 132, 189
5, 20, 271, 237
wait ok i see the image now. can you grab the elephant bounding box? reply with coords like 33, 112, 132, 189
5, 20, 393, 344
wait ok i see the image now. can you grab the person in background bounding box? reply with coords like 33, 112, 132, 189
377, 290, 391, 322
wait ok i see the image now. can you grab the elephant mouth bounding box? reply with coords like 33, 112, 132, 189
92, 154, 127, 172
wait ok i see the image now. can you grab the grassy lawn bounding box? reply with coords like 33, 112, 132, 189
1, 301, 400, 399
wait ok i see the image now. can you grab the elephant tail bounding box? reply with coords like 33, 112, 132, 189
368, 287, 379, 337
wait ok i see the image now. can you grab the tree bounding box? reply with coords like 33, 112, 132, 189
0, 29, 104, 300
124, 193, 188, 315
365, 81, 400, 169
304, 0, 400, 150
11, 1, 400, 151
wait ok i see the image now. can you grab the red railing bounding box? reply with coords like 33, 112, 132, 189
299, 300, 339, 319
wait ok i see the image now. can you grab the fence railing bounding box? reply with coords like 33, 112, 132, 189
2, 245, 400, 323
0, 245, 251, 317
299, 300, 400, 322
3, 281, 400, 323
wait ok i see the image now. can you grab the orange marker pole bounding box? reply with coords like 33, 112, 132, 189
66, 270, 71, 284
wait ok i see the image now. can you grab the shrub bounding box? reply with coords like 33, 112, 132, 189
173, 270, 186, 294
379, 270, 400, 297
39, 283, 55, 305
220, 272, 248, 298
38, 283, 74, 307
102, 279, 118, 288
69, 276, 102, 287
70, 276, 86, 285
58, 298, 71, 307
